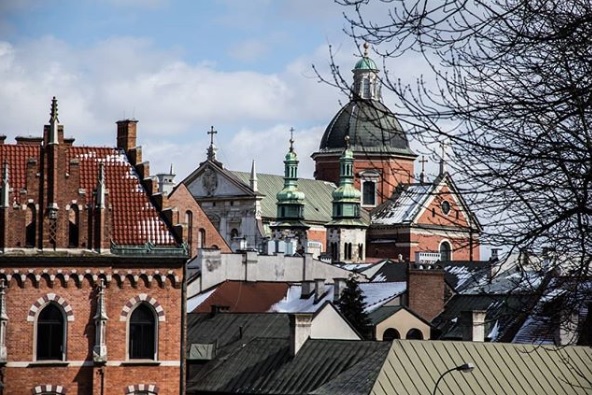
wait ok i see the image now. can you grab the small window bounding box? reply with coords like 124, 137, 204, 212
68, 206, 79, 247
441, 200, 451, 215
26, 204, 36, 248
129, 304, 156, 360
362, 181, 376, 206
406, 328, 424, 340
186, 211, 193, 251
198, 229, 206, 249
383, 328, 401, 341
37, 303, 65, 360
230, 228, 239, 238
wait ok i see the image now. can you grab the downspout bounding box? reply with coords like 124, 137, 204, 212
180, 257, 187, 395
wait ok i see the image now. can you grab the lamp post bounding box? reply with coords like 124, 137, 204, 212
432, 362, 475, 395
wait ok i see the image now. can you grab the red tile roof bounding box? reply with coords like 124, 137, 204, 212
0, 144, 177, 246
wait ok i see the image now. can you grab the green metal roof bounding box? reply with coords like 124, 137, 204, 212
232, 171, 335, 224
354, 56, 378, 70
372, 340, 592, 395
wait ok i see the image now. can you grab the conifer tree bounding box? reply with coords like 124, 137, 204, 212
337, 275, 371, 338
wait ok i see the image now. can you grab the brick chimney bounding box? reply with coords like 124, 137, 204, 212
116, 119, 138, 153
289, 313, 312, 356
407, 262, 445, 321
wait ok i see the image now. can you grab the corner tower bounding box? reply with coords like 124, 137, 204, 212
270, 130, 309, 253
325, 136, 368, 263
312, 44, 417, 208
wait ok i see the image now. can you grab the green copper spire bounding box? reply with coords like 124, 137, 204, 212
276, 128, 305, 221
329, 136, 365, 225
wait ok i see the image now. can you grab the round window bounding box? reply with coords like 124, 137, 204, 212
441, 201, 451, 215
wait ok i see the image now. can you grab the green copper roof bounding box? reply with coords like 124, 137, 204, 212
232, 171, 335, 224
354, 56, 378, 70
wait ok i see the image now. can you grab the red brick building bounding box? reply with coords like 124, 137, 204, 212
0, 98, 189, 394
312, 47, 481, 263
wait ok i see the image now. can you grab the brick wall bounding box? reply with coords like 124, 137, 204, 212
407, 264, 445, 321
1, 259, 183, 395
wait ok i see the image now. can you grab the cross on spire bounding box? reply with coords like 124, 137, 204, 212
419, 155, 428, 183
439, 140, 448, 175
208, 126, 217, 146
289, 127, 295, 152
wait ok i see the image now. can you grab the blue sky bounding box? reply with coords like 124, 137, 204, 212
0, 0, 428, 180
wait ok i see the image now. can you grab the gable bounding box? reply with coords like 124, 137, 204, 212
311, 303, 361, 340
415, 182, 471, 227
185, 163, 254, 198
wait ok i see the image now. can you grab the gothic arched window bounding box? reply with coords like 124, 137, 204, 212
129, 304, 156, 360
37, 303, 65, 360
185, 210, 193, 251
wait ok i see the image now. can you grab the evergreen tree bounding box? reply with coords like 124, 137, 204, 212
337, 275, 371, 338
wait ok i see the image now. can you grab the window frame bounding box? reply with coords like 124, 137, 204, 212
127, 303, 158, 361
35, 302, 67, 361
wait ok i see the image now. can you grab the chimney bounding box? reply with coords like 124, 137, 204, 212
555, 311, 579, 346
301, 281, 314, 299
116, 119, 138, 152
314, 278, 325, 302
333, 277, 347, 302
244, 251, 258, 282
407, 262, 445, 321
289, 313, 312, 356
460, 310, 487, 342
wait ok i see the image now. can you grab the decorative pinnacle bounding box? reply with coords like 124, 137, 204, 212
363, 42, 369, 57
345, 135, 351, 149
49, 96, 59, 123
289, 127, 295, 152
419, 155, 428, 183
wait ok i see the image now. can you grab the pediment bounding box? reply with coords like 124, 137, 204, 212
185, 163, 255, 198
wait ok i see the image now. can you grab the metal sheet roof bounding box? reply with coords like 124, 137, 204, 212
372, 340, 592, 395
232, 171, 336, 224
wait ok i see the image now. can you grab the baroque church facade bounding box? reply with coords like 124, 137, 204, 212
183, 46, 480, 264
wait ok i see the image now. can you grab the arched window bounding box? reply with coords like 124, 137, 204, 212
440, 241, 452, 262
383, 328, 401, 341
26, 204, 36, 247
406, 328, 424, 340
37, 303, 65, 360
362, 181, 376, 206
230, 228, 239, 239
331, 242, 338, 262
129, 304, 156, 360
68, 206, 79, 247
198, 229, 206, 249
358, 243, 364, 260
185, 210, 193, 251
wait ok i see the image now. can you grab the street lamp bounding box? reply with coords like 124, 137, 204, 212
432, 362, 475, 395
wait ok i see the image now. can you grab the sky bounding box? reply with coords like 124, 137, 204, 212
0, 0, 428, 181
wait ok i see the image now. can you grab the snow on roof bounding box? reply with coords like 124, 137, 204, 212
268, 282, 407, 314
187, 286, 217, 312
459, 268, 545, 295
372, 184, 433, 224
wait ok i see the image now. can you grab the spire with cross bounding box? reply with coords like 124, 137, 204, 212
439, 140, 448, 175
419, 155, 428, 183
207, 126, 218, 161
289, 127, 295, 152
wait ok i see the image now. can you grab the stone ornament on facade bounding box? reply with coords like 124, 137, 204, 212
202, 167, 218, 196
32, 384, 67, 394
120, 294, 165, 322
27, 293, 74, 322
125, 384, 159, 394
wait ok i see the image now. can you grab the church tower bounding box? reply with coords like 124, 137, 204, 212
270, 130, 309, 254
325, 136, 368, 263
312, 44, 417, 208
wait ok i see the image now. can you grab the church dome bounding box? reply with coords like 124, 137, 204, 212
354, 56, 377, 70
319, 100, 414, 155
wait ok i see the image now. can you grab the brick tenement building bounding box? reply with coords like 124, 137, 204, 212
0, 97, 189, 395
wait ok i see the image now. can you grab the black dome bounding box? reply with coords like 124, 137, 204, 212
319, 100, 414, 155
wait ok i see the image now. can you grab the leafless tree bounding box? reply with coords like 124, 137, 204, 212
326, 0, 592, 346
